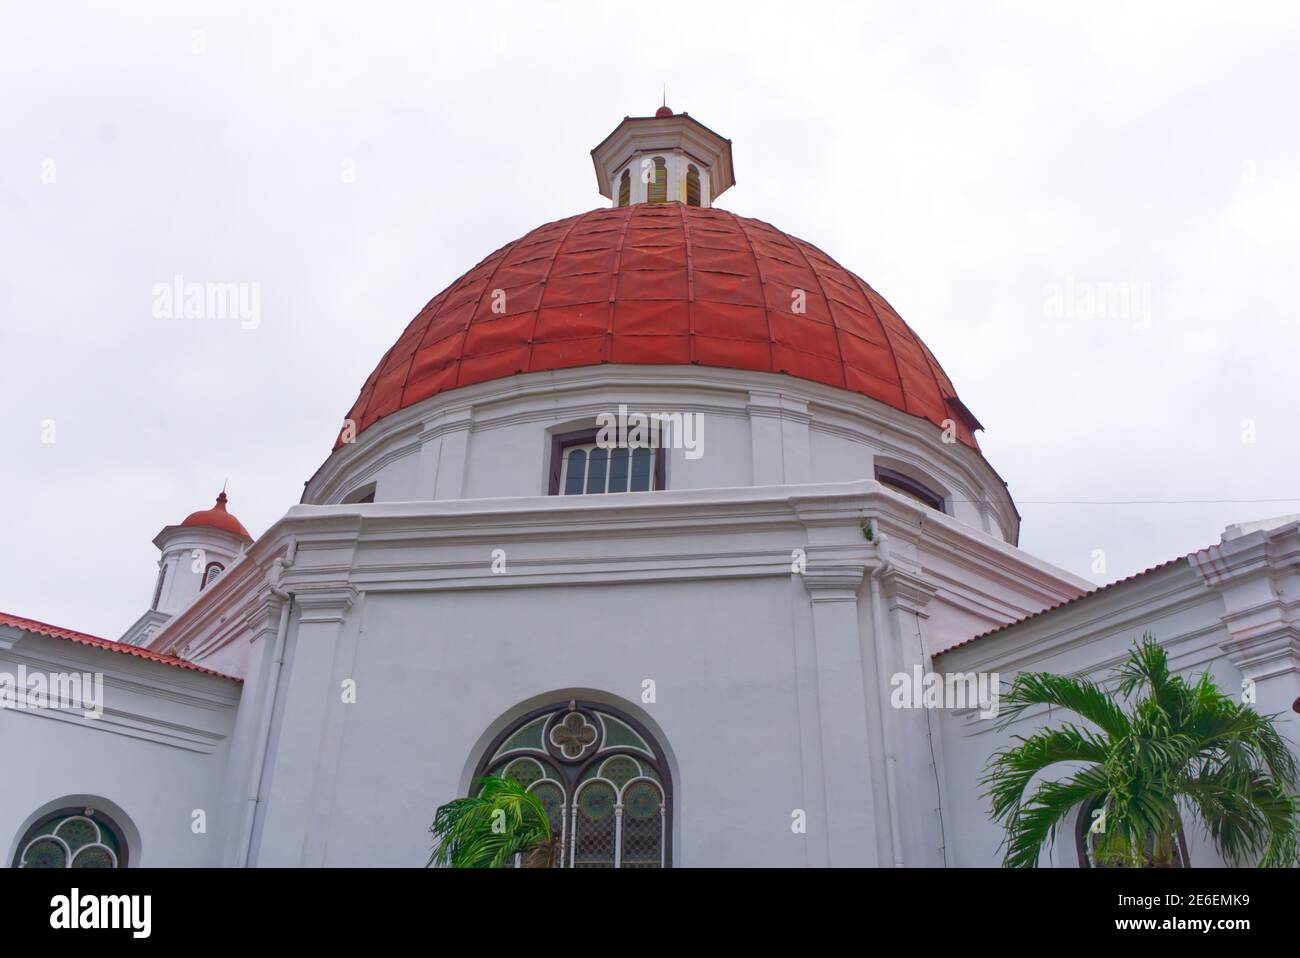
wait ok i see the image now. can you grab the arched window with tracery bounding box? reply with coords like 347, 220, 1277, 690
474, 700, 672, 867
617, 168, 631, 207
13, 807, 128, 868
686, 164, 701, 206
646, 156, 667, 204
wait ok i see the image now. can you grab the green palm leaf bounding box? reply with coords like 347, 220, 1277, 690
983, 632, 1300, 868
428, 775, 557, 869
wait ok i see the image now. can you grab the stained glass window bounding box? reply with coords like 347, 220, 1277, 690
476, 701, 672, 868
13, 808, 127, 868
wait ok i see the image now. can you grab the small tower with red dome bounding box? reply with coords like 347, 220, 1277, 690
120, 490, 253, 645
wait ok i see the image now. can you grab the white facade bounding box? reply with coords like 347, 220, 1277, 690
7, 363, 1299, 867
6, 107, 1297, 867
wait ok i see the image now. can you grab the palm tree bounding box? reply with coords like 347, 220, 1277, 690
982, 633, 1299, 868
428, 775, 559, 868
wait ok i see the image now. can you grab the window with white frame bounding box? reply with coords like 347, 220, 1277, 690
560, 443, 657, 494
549, 429, 663, 495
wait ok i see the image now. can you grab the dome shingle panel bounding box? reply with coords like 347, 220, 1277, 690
338, 203, 981, 449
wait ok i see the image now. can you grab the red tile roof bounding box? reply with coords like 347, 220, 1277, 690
0, 611, 239, 681
937, 555, 1194, 656
337, 203, 983, 450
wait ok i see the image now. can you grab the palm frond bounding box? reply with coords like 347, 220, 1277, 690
983, 634, 1300, 869
428, 775, 553, 868
995, 670, 1130, 739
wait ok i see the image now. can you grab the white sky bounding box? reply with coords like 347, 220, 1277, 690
3, 0, 1299, 638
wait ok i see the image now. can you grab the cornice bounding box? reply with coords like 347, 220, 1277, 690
149, 479, 1081, 678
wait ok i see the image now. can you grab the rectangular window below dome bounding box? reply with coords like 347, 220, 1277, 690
548, 429, 665, 496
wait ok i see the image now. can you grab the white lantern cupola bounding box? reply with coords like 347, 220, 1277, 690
591, 104, 736, 209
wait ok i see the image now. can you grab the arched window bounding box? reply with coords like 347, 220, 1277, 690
686, 164, 701, 207
474, 700, 673, 867
151, 564, 167, 610
342, 482, 377, 504
201, 561, 225, 590
646, 156, 667, 204
1075, 797, 1188, 867
13, 807, 128, 868
874, 465, 946, 513
617, 168, 631, 207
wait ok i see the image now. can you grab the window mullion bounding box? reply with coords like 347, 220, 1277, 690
614, 801, 624, 869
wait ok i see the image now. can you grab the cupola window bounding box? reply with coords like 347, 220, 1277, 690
201, 561, 225, 590
686, 164, 701, 206
617, 168, 631, 207
646, 156, 667, 204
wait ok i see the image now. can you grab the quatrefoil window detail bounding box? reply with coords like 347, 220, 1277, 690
549, 711, 598, 759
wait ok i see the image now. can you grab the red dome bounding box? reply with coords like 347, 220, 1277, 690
181, 492, 251, 539
339, 203, 982, 450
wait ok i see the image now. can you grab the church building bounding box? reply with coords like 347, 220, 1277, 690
5, 107, 1299, 868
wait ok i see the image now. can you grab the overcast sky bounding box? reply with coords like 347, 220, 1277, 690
3, 1, 1298, 639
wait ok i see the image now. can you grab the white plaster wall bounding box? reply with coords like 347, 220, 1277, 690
159, 480, 1084, 867
280, 579, 809, 867
0, 635, 240, 867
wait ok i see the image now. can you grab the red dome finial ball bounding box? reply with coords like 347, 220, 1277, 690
655, 105, 673, 118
